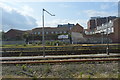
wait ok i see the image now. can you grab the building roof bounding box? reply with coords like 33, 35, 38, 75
32, 27, 69, 32
70, 23, 84, 33
6, 29, 25, 34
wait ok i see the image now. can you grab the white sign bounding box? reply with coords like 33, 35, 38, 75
58, 35, 68, 39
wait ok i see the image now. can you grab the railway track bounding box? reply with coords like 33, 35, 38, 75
1, 58, 120, 64
2, 44, 120, 57
1, 53, 120, 61
1, 53, 120, 64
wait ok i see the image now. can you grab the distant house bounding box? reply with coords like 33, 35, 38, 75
32, 27, 70, 41
32, 27, 69, 35
70, 23, 84, 33
5, 29, 26, 41
4, 23, 85, 43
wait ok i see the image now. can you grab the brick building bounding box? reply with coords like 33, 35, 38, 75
4, 17, 120, 44
32, 27, 70, 41
87, 19, 96, 30
32, 23, 84, 42
4, 23, 84, 43
85, 17, 120, 43
87, 16, 117, 30
112, 18, 120, 43
70, 23, 84, 33
32, 27, 69, 35
5, 29, 25, 41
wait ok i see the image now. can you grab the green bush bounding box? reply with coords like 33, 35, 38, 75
32, 77, 38, 80
80, 72, 83, 78
32, 43, 36, 46
16, 64, 19, 67
118, 74, 120, 79
21, 64, 27, 71
46, 41, 50, 45
44, 40, 69, 46
23, 44, 27, 47
15, 44, 18, 46
37, 42, 42, 45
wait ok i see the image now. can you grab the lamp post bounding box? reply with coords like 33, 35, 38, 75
106, 17, 109, 55
101, 31, 104, 44
42, 9, 55, 57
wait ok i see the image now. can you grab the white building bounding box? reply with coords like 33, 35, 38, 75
95, 20, 114, 34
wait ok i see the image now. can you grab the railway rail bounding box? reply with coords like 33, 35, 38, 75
1, 53, 120, 61
1, 53, 120, 64
1, 58, 120, 64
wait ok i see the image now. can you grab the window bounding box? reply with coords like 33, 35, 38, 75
109, 20, 112, 23
38, 32, 40, 34
46, 32, 48, 34
60, 31, 62, 34
55, 32, 58, 34
64, 31, 66, 33
51, 32, 54, 34
34, 32, 37, 34
111, 28, 114, 32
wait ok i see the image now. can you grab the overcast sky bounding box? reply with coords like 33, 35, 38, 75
0, 0, 119, 32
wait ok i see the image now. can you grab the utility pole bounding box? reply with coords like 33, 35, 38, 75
106, 17, 109, 55
42, 9, 55, 57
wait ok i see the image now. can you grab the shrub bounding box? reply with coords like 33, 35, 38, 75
32, 43, 36, 46
23, 44, 27, 47
16, 64, 19, 67
15, 44, 18, 46
46, 41, 51, 45
80, 72, 83, 78
21, 64, 27, 71
32, 76, 38, 80
38, 42, 42, 45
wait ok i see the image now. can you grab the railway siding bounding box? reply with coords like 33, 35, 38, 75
1, 44, 120, 57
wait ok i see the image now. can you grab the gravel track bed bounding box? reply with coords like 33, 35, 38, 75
2, 61, 120, 78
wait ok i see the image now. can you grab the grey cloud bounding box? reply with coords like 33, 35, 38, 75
0, 7, 37, 31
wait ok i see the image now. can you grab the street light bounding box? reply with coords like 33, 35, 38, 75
101, 31, 104, 44
106, 17, 109, 55
42, 9, 55, 57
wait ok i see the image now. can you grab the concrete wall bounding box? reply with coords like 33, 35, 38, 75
71, 32, 86, 43
2, 41, 25, 45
